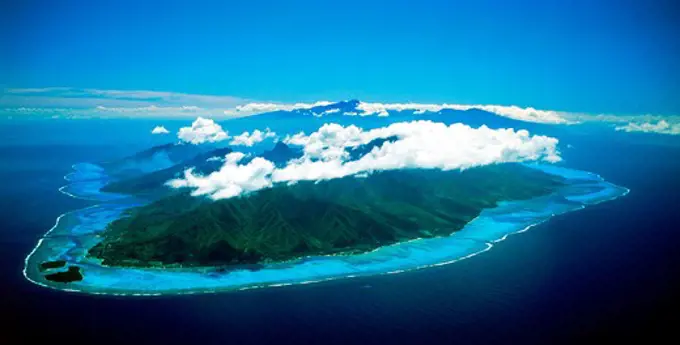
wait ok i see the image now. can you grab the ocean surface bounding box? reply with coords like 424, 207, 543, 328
2, 118, 680, 344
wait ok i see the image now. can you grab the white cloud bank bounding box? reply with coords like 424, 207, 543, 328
615, 120, 680, 135
350, 102, 568, 124
151, 125, 170, 134
176, 117, 277, 145
168, 152, 275, 199
230, 101, 332, 115
228, 101, 570, 124
169, 120, 561, 200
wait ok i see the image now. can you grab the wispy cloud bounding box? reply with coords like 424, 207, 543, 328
562, 113, 680, 136
0, 87, 249, 117
2, 87, 678, 134
0, 87, 337, 118
615, 120, 680, 135
2, 87, 247, 107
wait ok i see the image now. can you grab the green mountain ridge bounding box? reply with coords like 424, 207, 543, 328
100, 147, 233, 196
89, 164, 565, 268
100, 143, 302, 197
98, 142, 208, 180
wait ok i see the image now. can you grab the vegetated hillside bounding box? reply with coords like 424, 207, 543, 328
90, 164, 564, 268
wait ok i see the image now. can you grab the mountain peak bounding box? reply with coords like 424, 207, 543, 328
260, 141, 301, 166
297, 99, 362, 117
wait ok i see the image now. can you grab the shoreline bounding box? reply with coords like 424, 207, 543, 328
23, 163, 629, 296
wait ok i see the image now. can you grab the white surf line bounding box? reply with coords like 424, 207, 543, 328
22, 221, 524, 297
58, 182, 128, 202
62, 164, 79, 182
27, 195, 624, 297
23, 161, 128, 291
22, 203, 103, 290
58, 185, 106, 202
25, 165, 631, 297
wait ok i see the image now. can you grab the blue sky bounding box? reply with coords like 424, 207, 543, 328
1, 0, 679, 115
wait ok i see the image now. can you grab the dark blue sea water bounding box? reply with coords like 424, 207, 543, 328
2, 119, 679, 344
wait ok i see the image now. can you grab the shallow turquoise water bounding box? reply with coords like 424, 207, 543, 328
24, 162, 628, 295
4, 118, 679, 343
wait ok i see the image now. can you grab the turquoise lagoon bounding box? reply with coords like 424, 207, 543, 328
24, 162, 629, 296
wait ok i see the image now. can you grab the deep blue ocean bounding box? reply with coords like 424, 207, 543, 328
2, 119, 679, 344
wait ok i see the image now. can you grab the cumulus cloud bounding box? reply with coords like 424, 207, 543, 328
614, 120, 680, 135
229, 128, 277, 147
177, 117, 229, 144
168, 152, 275, 199
170, 120, 561, 200
151, 125, 170, 134
176, 117, 280, 145
275, 121, 560, 181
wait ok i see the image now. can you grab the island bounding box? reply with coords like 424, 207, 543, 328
44, 266, 83, 283
23, 134, 629, 295
39, 260, 66, 271
88, 164, 565, 268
